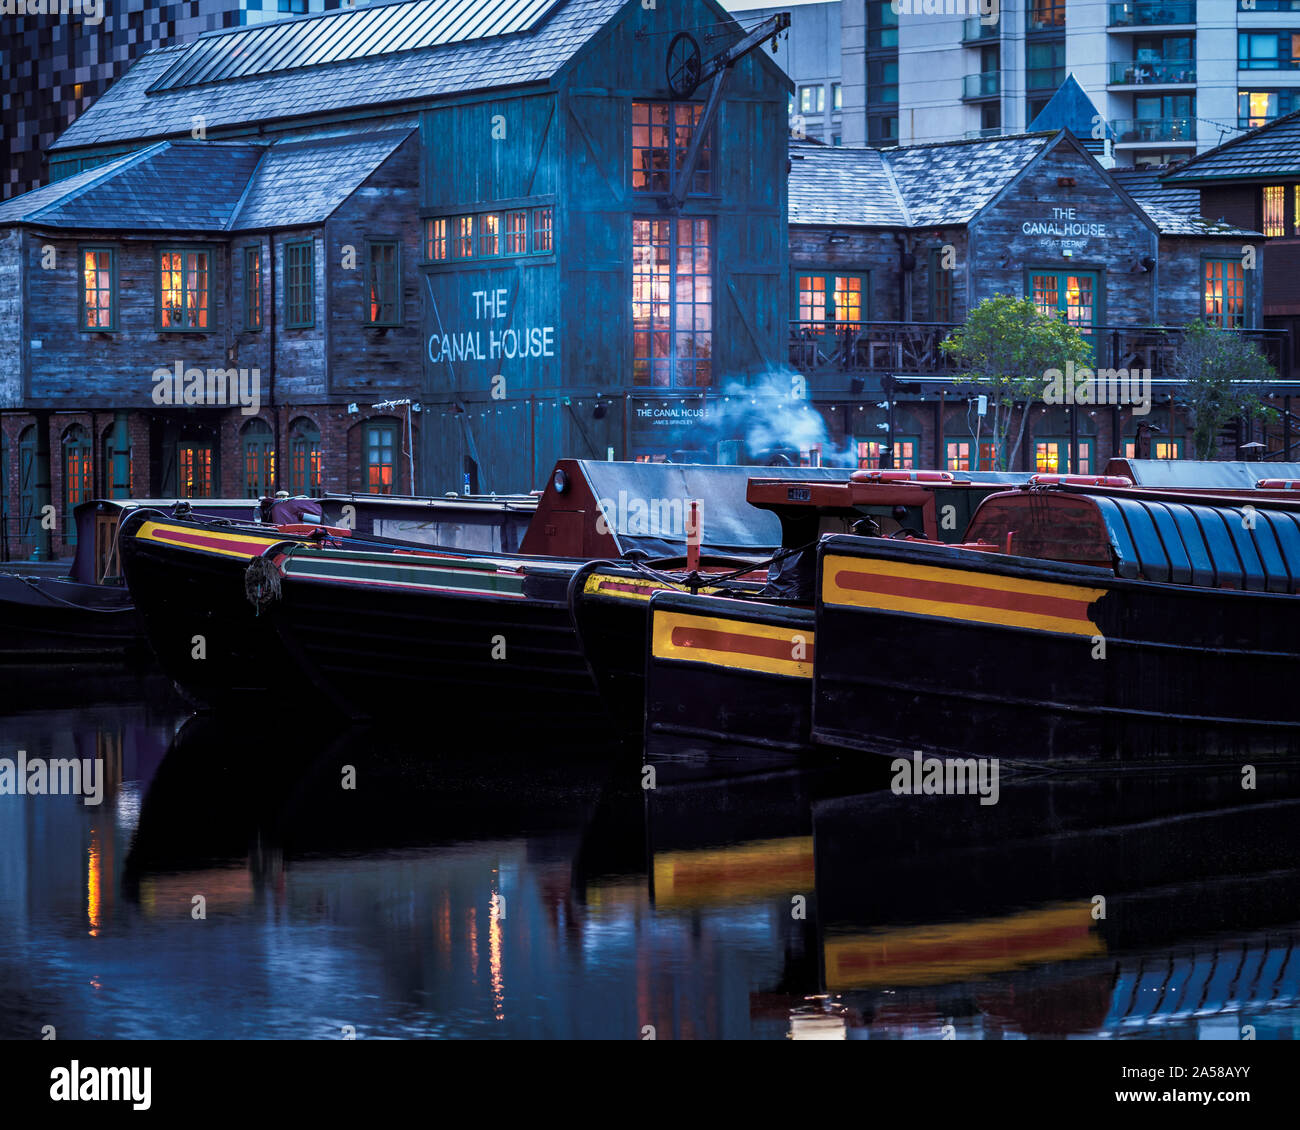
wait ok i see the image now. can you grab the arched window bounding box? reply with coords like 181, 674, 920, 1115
363, 417, 399, 494
63, 424, 92, 544
241, 418, 275, 498
18, 425, 37, 542
289, 417, 323, 496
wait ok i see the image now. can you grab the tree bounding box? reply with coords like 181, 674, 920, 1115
940, 295, 1094, 471
1169, 320, 1276, 460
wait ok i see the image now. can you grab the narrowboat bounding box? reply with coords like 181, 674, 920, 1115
641, 470, 1029, 753
813, 479, 1300, 760
119, 459, 848, 719
0, 497, 262, 665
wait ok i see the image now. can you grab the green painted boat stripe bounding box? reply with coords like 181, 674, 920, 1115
283, 554, 526, 593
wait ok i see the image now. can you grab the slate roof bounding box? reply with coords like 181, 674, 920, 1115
1111, 165, 1262, 237
789, 133, 1259, 238
789, 133, 1053, 229
52, 0, 628, 152
1162, 108, 1300, 184
787, 145, 908, 226
0, 129, 414, 231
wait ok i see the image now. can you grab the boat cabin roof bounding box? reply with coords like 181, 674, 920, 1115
969, 484, 1300, 592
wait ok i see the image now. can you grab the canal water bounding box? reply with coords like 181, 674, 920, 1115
2, 681, 1299, 1040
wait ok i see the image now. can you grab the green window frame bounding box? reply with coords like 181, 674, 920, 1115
284, 240, 315, 329
80, 246, 117, 331
945, 438, 1005, 472
796, 272, 867, 327
18, 426, 37, 542
289, 418, 323, 496
1203, 257, 1247, 328
857, 436, 920, 470
176, 442, 213, 498
62, 425, 92, 543
505, 209, 528, 255
102, 429, 133, 496
243, 245, 262, 331
478, 214, 500, 258
929, 249, 954, 322
365, 239, 401, 326
157, 247, 213, 331
364, 419, 399, 494
1033, 437, 1094, 475
1027, 268, 1101, 337
425, 217, 449, 261
241, 419, 275, 498
453, 216, 474, 259
532, 206, 553, 253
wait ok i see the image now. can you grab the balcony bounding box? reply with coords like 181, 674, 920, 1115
1108, 1, 1196, 27
1111, 117, 1196, 144
962, 16, 999, 44
963, 71, 1001, 100
1109, 60, 1196, 85
787, 321, 1291, 382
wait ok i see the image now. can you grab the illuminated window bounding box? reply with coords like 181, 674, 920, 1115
285, 241, 314, 328
478, 213, 500, 257
62, 425, 92, 543
241, 419, 275, 498
1203, 258, 1245, 327
857, 438, 917, 469
632, 101, 711, 195
946, 439, 1002, 471
799, 85, 825, 114
366, 240, 399, 326
632, 217, 712, 388
505, 210, 528, 254
158, 248, 211, 330
365, 420, 398, 494
289, 418, 323, 496
425, 218, 448, 261
81, 247, 116, 330
177, 444, 213, 498
796, 273, 867, 326
244, 245, 262, 331
532, 207, 553, 252
1035, 439, 1093, 474
454, 216, 474, 259
1123, 439, 1182, 459
1263, 185, 1286, 236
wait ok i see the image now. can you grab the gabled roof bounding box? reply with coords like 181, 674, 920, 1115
0, 128, 415, 231
1162, 108, 1300, 185
1110, 166, 1262, 237
789, 132, 1055, 229
789, 132, 1258, 238
51, 0, 628, 152
1027, 73, 1113, 142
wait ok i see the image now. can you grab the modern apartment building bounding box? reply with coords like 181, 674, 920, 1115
730, 0, 1300, 165
1, 0, 343, 200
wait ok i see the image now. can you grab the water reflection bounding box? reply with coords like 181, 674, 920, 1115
1, 706, 1298, 1040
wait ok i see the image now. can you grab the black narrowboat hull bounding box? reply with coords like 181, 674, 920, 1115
813, 534, 1300, 761
266, 547, 610, 726
0, 572, 145, 661
118, 512, 310, 710
645, 590, 815, 753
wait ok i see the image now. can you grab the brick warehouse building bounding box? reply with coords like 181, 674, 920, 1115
0, 0, 1296, 561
